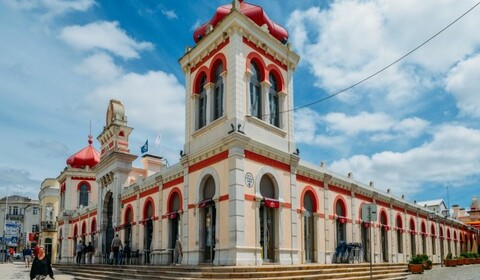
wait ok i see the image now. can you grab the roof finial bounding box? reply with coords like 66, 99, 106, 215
232, 0, 240, 10
88, 120, 93, 145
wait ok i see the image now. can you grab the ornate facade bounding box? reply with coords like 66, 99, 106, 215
41, 0, 478, 265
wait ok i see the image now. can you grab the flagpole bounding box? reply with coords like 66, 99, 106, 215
2, 187, 8, 263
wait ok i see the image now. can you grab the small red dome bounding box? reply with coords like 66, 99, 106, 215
66, 136, 100, 169
193, 1, 288, 44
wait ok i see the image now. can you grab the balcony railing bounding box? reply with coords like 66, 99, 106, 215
41, 221, 57, 232
6, 214, 24, 220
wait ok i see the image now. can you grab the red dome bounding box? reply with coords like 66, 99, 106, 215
193, 0, 288, 44
66, 136, 100, 169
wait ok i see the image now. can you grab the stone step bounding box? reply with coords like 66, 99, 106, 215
55, 263, 409, 280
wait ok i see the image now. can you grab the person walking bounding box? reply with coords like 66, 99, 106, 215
30, 245, 55, 280
110, 234, 123, 265
9, 247, 14, 263
24, 247, 33, 268
123, 242, 131, 265
75, 241, 84, 265
85, 242, 94, 264
174, 236, 183, 265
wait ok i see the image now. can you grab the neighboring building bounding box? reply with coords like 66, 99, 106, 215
38, 178, 60, 261
417, 199, 449, 216
0, 195, 39, 254
452, 196, 480, 252
45, 0, 477, 266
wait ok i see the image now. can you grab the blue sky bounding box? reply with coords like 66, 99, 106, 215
0, 0, 479, 211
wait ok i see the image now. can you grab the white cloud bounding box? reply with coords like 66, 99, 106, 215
286, 0, 480, 109
76, 52, 123, 82
161, 9, 178, 20
60, 21, 154, 59
323, 112, 393, 136
329, 125, 480, 195
445, 54, 480, 118
86, 70, 186, 144
4, 0, 95, 18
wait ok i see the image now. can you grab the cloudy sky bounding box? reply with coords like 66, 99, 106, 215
0, 0, 479, 211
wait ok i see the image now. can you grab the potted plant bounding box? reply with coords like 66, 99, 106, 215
444, 253, 457, 267
408, 255, 424, 274
418, 254, 432, 270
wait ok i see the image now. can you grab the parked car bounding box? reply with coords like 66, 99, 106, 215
14, 252, 23, 260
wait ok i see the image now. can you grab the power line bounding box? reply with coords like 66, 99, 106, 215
277, 1, 480, 115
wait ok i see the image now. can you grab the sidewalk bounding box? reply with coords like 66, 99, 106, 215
407, 264, 480, 280
0, 261, 75, 280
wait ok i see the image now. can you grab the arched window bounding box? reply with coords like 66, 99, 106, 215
79, 183, 89, 207
213, 62, 224, 121
250, 62, 262, 119
268, 73, 279, 127
198, 74, 207, 129
396, 215, 403, 253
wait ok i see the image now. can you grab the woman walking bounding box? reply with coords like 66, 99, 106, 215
30, 245, 55, 280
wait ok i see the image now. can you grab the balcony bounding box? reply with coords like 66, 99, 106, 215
41, 221, 57, 232
6, 214, 24, 220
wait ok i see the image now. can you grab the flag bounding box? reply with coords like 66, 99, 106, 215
155, 133, 162, 148
141, 140, 148, 154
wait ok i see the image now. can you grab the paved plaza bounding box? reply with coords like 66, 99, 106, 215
407, 265, 480, 280
0, 261, 74, 280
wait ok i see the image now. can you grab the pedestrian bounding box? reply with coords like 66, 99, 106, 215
85, 242, 94, 264
174, 236, 183, 265
75, 240, 84, 264
110, 234, 123, 265
30, 245, 55, 280
24, 247, 33, 268
9, 247, 14, 263
123, 242, 131, 265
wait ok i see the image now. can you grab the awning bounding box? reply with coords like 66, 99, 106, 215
199, 199, 214, 208
168, 212, 178, 219
263, 198, 280, 208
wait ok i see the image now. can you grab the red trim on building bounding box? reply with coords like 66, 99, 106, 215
245, 194, 256, 201
163, 177, 184, 190
122, 195, 137, 205
71, 177, 95, 181
190, 38, 230, 73
282, 202, 292, 209
243, 37, 287, 70
296, 174, 324, 188
140, 186, 159, 198
188, 204, 195, 209
189, 151, 229, 173
329, 185, 350, 197
80, 214, 89, 221
244, 150, 290, 172
219, 194, 229, 202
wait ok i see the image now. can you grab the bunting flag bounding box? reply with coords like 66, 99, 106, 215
141, 140, 148, 154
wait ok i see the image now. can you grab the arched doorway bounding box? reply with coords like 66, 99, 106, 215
124, 206, 133, 247
380, 211, 388, 262
335, 198, 347, 247
410, 219, 416, 256
303, 190, 316, 263
396, 215, 403, 255
447, 229, 452, 255
440, 227, 445, 259
167, 190, 181, 264
104, 192, 114, 259
259, 175, 278, 263
143, 199, 154, 264
430, 224, 436, 255
360, 205, 371, 262
90, 219, 97, 256
199, 176, 216, 263
45, 238, 53, 262
453, 231, 457, 255
421, 222, 427, 255
73, 225, 78, 258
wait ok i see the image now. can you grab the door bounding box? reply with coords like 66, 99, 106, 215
304, 212, 314, 262
203, 204, 216, 263
260, 205, 275, 262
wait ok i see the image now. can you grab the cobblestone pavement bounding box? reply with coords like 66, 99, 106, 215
0, 261, 75, 280
407, 265, 480, 280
